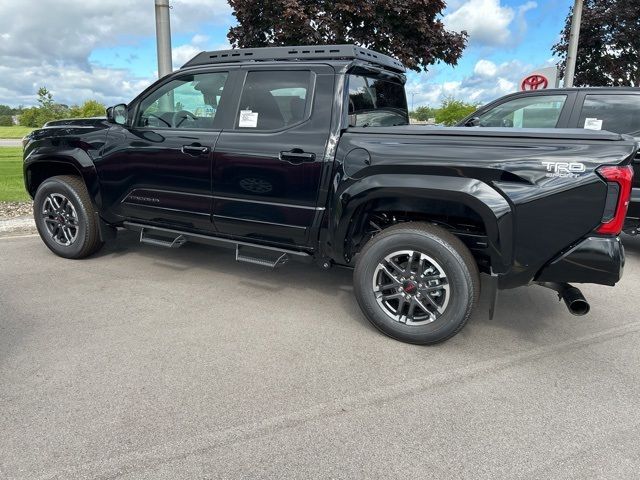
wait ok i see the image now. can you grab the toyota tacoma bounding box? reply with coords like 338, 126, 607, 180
23, 45, 636, 344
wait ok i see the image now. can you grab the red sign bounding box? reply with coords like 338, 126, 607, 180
521, 74, 549, 91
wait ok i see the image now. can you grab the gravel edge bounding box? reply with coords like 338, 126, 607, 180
0, 202, 36, 237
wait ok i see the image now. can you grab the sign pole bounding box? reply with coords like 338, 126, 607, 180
155, 0, 173, 79
564, 0, 583, 87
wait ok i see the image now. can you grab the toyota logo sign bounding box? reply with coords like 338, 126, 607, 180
521, 74, 549, 91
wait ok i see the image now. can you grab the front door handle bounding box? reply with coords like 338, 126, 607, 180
279, 149, 315, 165
181, 144, 210, 156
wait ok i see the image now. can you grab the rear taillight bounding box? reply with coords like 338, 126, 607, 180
595, 165, 634, 235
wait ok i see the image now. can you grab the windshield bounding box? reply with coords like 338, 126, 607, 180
347, 74, 409, 127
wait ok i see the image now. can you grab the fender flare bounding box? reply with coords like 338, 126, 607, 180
325, 174, 514, 272
24, 148, 102, 208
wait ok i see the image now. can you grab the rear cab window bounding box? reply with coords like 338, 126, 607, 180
578, 94, 640, 136
347, 74, 409, 127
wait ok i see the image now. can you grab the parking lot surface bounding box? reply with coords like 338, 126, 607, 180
1, 231, 640, 479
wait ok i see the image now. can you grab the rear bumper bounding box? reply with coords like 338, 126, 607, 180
535, 236, 624, 286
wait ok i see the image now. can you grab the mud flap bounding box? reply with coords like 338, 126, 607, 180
487, 274, 498, 320
95, 213, 117, 242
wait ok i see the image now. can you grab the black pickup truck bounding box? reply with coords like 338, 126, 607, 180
458, 87, 640, 234
23, 45, 636, 345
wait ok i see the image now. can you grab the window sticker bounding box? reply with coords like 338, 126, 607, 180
584, 117, 603, 130
195, 105, 216, 118
239, 110, 259, 128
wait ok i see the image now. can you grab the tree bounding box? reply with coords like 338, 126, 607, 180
227, 0, 467, 72
434, 97, 478, 126
36, 87, 54, 111
552, 0, 640, 86
0, 115, 13, 126
0, 105, 17, 116
410, 106, 437, 122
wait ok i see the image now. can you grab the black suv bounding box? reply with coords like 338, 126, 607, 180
458, 87, 640, 233
23, 46, 637, 344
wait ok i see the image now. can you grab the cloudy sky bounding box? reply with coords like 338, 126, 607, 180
0, 0, 571, 108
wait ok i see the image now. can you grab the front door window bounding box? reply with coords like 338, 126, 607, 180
136, 72, 229, 130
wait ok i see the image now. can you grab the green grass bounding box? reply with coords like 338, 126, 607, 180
0, 126, 34, 139
0, 147, 29, 202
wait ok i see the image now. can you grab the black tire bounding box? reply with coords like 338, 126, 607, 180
33, 175, 104, 259
354, 222, 480, 345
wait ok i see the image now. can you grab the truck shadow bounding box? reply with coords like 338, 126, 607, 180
93, 229, 625, 343
622, 233, 640, 255
96, 229, 371, 328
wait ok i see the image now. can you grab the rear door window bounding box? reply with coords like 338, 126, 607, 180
235, 70, 312, 131
578, 94, 640, 136
476, 95, 567, 128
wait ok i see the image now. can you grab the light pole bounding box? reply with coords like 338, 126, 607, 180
564, 0, 583, 87
155, 0, 173, 78
409, 91, 417, 112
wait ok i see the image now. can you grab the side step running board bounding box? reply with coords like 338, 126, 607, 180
139, 228, 187, 248
236, 245, 288, 268
123, 222, 312, 266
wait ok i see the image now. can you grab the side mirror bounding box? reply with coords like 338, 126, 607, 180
106, 103, 128, 125
465, 117, 480, 127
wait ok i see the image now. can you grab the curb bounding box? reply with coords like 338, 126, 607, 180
0, 216, 37, 237
0, 139, 23, 147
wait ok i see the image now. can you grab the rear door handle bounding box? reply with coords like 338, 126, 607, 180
181, 144, 210, 156
279, 149, 315, 165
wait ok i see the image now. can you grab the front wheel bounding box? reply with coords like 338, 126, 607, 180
354, 223, 480, 345
33, 175, 104, 259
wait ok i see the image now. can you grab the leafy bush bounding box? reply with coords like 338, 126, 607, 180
0, 115, 13, 126
68, 100, 106, 118
434, 97, 479, 126
410, 106, 437, 122
18, 107, 42, 127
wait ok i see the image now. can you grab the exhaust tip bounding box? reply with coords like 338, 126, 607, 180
567, 298, 590, 316
537, 282, 591, 316
561, 285, 591, 316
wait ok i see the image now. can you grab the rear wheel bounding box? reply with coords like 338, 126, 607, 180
354, 223, 480, 344
33, 175, 104, 259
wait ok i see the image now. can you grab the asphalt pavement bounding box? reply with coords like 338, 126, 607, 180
1, 230, 639, 479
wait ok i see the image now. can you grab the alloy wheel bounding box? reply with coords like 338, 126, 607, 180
372, 250, 450, 325
41, 193, 79, 246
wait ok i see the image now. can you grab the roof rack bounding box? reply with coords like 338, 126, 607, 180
181, 44, 406, 73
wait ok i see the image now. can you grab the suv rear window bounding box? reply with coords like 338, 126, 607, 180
347, 75, 408, 127
476, 95, 567, 128
579, 94, 640, 136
